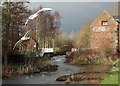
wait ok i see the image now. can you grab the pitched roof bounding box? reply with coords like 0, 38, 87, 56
90, 10, 118, 28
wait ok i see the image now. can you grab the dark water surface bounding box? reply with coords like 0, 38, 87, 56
2, 55, 81, 84
2, 55, 110, 84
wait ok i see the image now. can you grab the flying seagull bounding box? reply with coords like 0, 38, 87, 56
25, 8, 52, 26
13, 7, 52, 49
13, 29, 34, 49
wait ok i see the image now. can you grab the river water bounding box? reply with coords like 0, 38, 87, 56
3, 55, 82, 84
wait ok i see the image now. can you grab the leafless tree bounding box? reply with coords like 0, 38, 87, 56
2, 1, 30, 64
30, 6, 61, 50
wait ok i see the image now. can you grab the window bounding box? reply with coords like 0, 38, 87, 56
101, 21, 108, 26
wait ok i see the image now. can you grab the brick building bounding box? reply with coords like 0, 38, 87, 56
21, 38, 39, 52
90, 10, 120, 52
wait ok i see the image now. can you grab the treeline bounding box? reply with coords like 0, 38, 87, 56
2, 1, 61, 64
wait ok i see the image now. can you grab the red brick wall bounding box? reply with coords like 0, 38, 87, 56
90, 11, 118, 51
25, 38, 38, 52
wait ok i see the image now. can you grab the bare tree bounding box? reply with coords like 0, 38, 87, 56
2, 1, 30, 64
31, 7, 61, 50
108, 2, 118, 16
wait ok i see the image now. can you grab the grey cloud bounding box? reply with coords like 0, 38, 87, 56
28, 2, 116, 34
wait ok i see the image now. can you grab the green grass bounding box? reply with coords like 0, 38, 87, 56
101, 66, 119, 84
101, 73, 118, 84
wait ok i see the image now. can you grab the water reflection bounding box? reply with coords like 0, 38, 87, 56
2, 55, 80, 84
80, 65, 111, 72
3, 56, 111, 84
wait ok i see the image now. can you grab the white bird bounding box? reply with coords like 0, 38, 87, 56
25, 8, 52, 26
13, 7, 52, 50
13, 29, 34, 49
26, 76, 29, 79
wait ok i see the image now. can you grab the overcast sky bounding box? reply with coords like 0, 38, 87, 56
28, 2, 116, 34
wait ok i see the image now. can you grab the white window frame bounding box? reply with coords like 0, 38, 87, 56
101, 21, 108, 26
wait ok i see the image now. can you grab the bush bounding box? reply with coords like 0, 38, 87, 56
66, 49, 116, 66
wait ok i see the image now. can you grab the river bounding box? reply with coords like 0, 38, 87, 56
3, 55, 82, 84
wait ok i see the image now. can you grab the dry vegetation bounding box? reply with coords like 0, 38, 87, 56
75, 21, 91, 48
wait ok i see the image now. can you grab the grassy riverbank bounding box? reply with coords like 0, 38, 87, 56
101, 61, 119, 85
56, 64, 112, 84
63, 51, 120, 84
101, 67, 118, 84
